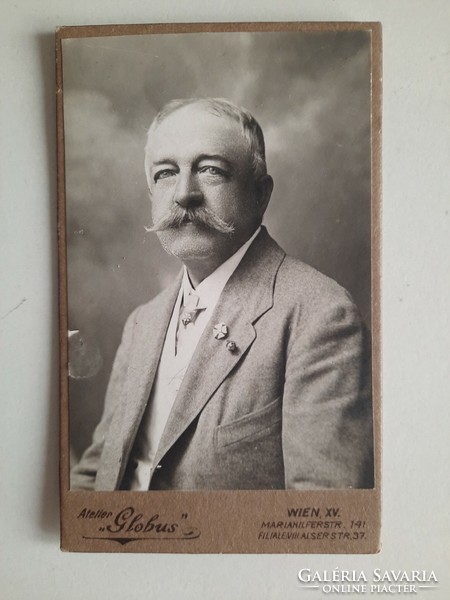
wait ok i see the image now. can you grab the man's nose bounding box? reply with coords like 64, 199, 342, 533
173, 171, 203, 208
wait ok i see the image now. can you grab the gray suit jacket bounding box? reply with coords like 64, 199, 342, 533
72, 228, 373, 491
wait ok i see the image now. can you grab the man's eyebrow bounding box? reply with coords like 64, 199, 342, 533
151, 158, 178, 168
196, 155, 234, 169
151, 155, 235, 170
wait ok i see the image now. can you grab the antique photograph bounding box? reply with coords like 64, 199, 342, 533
5, 0, 450, 593
64, 27, 376, 491
58, 22, 380, 552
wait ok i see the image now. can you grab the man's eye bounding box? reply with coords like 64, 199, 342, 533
199, 166, 225, 176
154, 170, 175, 182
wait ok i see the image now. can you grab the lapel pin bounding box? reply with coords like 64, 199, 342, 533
182, 313, 193, 327
213, 323, 228, 340
226, 340, 237, 353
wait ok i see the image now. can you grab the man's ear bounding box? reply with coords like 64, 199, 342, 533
256, 174, 274, 216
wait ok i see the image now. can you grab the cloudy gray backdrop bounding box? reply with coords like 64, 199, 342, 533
62, 31, 372, 460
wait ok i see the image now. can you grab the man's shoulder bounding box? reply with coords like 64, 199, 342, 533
250, 228, 355, 309
123, 276, 181, 329
275, 253, 356, 312
140, 282, 178, 310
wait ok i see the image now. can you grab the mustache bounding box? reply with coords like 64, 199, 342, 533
148, 205, 235, 235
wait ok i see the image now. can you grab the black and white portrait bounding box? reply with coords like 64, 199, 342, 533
63, 28, 375, 492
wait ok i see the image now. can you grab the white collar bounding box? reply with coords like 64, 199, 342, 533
181, 226, 261, 309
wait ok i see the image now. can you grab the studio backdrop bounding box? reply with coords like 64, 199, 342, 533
62, 30, 372, 466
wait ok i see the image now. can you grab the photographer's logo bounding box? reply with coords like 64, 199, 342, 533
298, 569, 438, 595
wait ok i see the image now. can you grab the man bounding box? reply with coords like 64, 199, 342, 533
71, 97, 373, 491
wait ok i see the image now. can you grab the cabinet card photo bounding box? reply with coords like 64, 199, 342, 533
57, 22, 381, 553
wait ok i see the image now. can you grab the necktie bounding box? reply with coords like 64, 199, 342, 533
177, 292, 207, 357
180, 292, 205, 327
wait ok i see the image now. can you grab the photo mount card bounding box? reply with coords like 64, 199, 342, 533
57, 21, 381, 553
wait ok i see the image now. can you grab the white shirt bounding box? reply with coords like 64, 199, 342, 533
128, 227, 261, 490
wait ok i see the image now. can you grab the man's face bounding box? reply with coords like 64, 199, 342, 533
145, 104, 269, 268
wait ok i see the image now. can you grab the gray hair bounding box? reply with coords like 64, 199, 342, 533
145, 97, 268, 181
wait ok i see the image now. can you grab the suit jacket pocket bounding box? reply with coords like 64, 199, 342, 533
215, 397, 282, 448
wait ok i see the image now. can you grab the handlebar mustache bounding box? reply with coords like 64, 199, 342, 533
148, 206, 235, 235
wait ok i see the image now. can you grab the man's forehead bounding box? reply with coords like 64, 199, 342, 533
155, 103, 239, 131
147, 104, 248, 158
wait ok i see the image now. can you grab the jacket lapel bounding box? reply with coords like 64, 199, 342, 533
112, 274, 182, 486
152, 228, 286, 471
